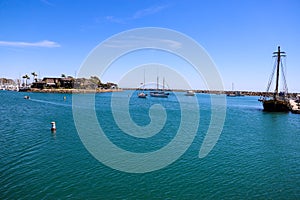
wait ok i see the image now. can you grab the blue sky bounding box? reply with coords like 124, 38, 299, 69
0, 0, 299, 91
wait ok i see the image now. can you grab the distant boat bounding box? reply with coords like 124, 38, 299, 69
150, 91, 169, 98
185, 90, 195, 96
0, 80, 3, 90
260, 46, 290, 112
150, 77, 169, 98
227, 83, 237, 97
138, 92, 147, 98
19, 87, 30, 92
227, 83, 244, 97
138, 68, 148, 98
227, 91, 244, 97
227, 93, 236, 97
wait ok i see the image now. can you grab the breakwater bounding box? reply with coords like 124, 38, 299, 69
123, 88, 299, 97
21, 87, 299, 97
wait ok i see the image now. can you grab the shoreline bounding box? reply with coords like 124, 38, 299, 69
16, 88, 299, 97
28, 88, 123, 93
123, 88, 299, 97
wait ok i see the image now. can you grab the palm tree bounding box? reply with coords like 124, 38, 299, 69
22, 74, 30, 87
22, 75, 26, 86
31, 72, 38, 82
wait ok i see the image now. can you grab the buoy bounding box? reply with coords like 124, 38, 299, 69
51, 122, 56, 131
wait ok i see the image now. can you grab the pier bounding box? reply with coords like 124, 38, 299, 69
290, 97, 300, 114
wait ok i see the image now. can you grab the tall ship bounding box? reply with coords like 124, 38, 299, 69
260, 46, 290, 112
150, 77, 169, 98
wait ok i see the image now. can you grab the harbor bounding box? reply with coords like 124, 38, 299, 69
1, 90, 300, 199
1, 0, 299, 199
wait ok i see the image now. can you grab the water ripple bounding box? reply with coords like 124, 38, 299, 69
1, 92, 300, 199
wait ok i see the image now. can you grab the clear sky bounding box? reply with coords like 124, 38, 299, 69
0, 0, 299, 92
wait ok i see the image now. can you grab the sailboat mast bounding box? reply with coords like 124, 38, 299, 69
143, 68, 145, 90
274, 46, 281, 99
157, 76, 159, 90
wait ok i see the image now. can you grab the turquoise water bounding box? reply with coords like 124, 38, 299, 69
1, 90, 300, 199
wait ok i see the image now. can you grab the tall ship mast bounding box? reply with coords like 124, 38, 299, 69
150, 76, 169, 98
261, 46, 290, 112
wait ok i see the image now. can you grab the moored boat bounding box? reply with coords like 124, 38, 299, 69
138, 92, 147, 98
138, 68, 147, 98
227, 83, 244, 97
150, 91, 169, 98
185, 90, 195, 96
260, 46, 290, 112
227, 93, 236, 97
150, 77, 169, 98
19, 87, 31, 92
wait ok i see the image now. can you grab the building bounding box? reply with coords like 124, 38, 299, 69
31, 77, 74, 89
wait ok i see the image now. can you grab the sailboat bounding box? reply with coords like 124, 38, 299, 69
185, 90, 195, 96
138, 69, 147, 98
138, 87, 147, 98
150, 77, 169, 98
227, 83, 237, 97
260, 46, 290, 112
227, 83, 244, 97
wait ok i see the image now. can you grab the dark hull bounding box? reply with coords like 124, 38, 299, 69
150, 93, 168, 98
263, 99, 290, 112
150, 92, 169, 98
291, 109, 300, 114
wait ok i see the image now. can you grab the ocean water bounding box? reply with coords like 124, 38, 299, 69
1, 90, 300, 199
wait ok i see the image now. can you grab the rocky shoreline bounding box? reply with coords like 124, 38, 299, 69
29, 88, 123, 93
20, 88, 299, 97
193, 90, 299, 97
126, 88, 299, 97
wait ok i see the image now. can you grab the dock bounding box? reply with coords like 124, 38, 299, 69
290, 99, 300, 114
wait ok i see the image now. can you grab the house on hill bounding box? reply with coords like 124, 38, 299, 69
31, 77, 74, 89
30, 76, 117, 90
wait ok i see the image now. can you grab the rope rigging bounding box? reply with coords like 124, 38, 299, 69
265, 49, 288, 95
265, 58, 277, 93
280, 59, 288, 94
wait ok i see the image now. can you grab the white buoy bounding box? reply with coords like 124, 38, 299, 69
51, 122, 56, 131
